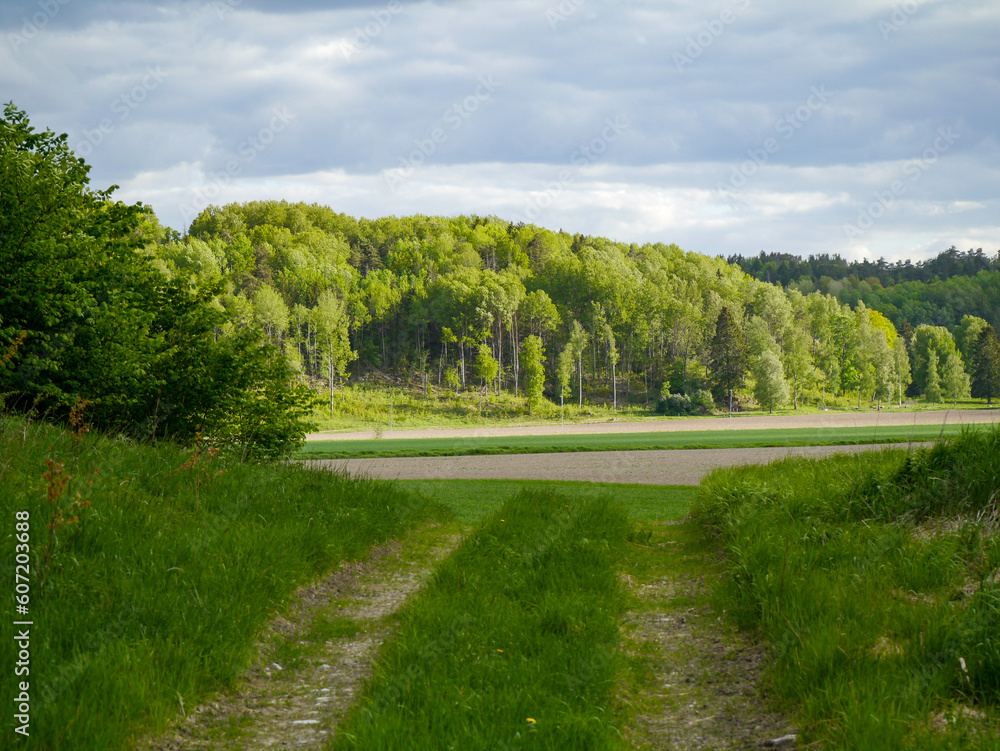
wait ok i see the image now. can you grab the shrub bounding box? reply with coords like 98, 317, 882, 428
657, 385, 713, 416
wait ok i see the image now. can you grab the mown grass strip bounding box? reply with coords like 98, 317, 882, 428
297, 422, 973, 460
332, 491, 633, 750
0, 414, 448, 750
691, 426, 1000, 749
395, 479, 695, 525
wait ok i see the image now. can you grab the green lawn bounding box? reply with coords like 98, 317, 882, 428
396, 479, 695, 525
298, 421, 973, 460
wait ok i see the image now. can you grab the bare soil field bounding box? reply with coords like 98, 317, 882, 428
307, 407, 999, 442
306, 443, 917, 486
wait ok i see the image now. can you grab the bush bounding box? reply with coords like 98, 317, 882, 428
656, 385, 713, 416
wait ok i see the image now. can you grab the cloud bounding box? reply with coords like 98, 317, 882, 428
3, 0, 998, 260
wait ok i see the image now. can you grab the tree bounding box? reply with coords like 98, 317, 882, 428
475, 343, 499, 399
892, 336, 911, 407
521, 335, 545, 416
708, 307, 748, 406
955, 315, 989, 365
313, 290, 356, 418
0, 104, 318, 456
253, 283, 289, 346
941, 352, 970, 406
924, 349, 942, 403
753, 349, 789, 414
556, 342, 575, 403
911, 325, 959, 395
970, 325, 1000, 404
567, 320, 589, 408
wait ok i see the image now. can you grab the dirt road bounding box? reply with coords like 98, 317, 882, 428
307, 408, 999, 441
305, 442, 919, 486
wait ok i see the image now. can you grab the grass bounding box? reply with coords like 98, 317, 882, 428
331, 491, 634, 750
297, 421, 976, 460
395, 479, 694, 525
312, 380, 657, 431
690, 425, 1000, 749
0, 411, 449, 750
312, 379, 997, 433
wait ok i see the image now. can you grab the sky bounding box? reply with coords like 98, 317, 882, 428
2, 0, 998, 262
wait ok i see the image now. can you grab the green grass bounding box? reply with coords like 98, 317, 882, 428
396, 479, 694, 525
313, 380, 998, 433
690, 426, 1000, 749
0, 413, 449, 750
332, 491, 634, 751
297, 421, 974, 460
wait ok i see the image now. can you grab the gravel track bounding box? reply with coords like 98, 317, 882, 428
305, 442, 921, 486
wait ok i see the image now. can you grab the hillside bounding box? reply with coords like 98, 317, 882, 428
147, 201, 1000, 416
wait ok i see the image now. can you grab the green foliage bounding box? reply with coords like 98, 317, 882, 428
129, 195, 998, 421
708, 306, 748, 405
656, 385, 713, 416
0, 105, 316, 458
970, 325, 1000, 404
941, 352, 971, 405
752, 349, 789, 414
924, 349, 942, 403
691, 426, 1000, 748
521, 334, 545, 415
912, 325, 959, 396
333, 491, 631, 750
474, 343, 499, 393
0, 412, 448, 750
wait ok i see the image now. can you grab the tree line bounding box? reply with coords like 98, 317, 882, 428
149, 200, 1000, 415
731, 246, 1000, 290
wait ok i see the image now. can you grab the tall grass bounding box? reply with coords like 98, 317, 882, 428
332, 491, 633, 750
312, 381, 659, 432
691, 426, 1000, 749
0, 412, 447, 749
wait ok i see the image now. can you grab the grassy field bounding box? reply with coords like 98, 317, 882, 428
331, 491, 634, 750
395, 479, 694, 524
297, 421, 970, 460
0, 413, 449, 749
311, 379, 995, 433
11, 398, 1000, 749
691, 426, 1000, 749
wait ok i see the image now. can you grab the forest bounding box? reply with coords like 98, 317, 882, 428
4, 100, 999, 456
150, 199, 1000, 416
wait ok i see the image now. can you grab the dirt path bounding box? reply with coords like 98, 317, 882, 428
620, 521, 797, 749
307, 407, 999, 441
306, 442, 918, 486
137, 525, 462, 750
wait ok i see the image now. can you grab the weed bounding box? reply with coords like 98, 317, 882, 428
0, 411, 449, 750
691, 425, 1000, 748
